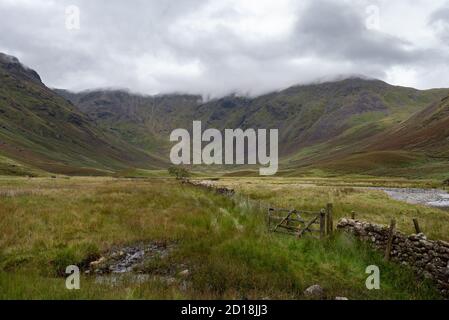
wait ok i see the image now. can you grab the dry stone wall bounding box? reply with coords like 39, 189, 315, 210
185, 180, 235, 197
337, 218, 449, 297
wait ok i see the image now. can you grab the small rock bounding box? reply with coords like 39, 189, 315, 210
304, 284, 324, 298
90, 256, 106, 267
165, 277, 177, 285
417, 233, 427, 240
335, 297, 349, 300
178, 269, 190, 277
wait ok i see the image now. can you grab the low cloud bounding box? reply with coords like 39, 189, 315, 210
0, 0, 448, 97
429, 5, 449, 44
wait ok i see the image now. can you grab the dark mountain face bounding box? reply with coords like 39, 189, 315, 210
56, 89, 203, 155
0, 53, 162, 175
0, 53, 42, 84
62, 78, 448, 162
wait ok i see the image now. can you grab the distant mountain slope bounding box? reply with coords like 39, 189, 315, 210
198, 79, 447, 156
311, 94, 449, 178
370, 95, 449, 156
55, 89, 201, 156
0, 53, 163, 175
62, 78, 448, 168
2, 52, 449, 177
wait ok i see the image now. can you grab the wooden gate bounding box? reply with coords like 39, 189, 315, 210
267, 204, 333, 239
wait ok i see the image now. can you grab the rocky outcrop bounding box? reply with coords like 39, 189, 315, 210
337, 218, 449, 297
0, 52, 42, 83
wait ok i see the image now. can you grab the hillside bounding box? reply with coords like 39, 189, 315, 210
371, 95, 449, 156
61, 78, 448, 176
55, 89, 202, 156
0, 53, 163, 175
2, 52, 449, 177
312, 95, 449, 178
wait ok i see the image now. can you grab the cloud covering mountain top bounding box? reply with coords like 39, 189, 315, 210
1, 0, 449, 97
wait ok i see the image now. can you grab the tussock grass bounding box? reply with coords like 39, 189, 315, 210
0, 177, 443, 299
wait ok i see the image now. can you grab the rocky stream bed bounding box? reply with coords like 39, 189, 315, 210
370, 187, 449, 209
85, 241, 190, 287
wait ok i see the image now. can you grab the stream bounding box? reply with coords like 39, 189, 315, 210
369, 187, 449, 209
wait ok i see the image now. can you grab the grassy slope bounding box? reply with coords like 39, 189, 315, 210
61, 79, 449, 179
0, 58, 165, 176
0, 154, 47, 177
56, 89, 201, 157
0, 177, 443, 299
368, 95, 449, 156
308, 95, 449, 179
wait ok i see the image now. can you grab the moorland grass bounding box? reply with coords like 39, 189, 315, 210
0, 176, 444, 299
214, 177, 449, 241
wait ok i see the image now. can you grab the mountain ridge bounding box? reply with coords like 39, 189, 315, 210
60, 76, 448, 158
0, 53, 164, 175
1, 52, 449, 178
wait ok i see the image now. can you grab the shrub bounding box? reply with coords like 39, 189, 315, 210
168, 166, 190, 180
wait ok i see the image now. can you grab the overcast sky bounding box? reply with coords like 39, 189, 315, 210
1, 0, 449, 97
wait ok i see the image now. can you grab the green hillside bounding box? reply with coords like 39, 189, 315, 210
61, 78, 449, 177
0, 53, 164, 175
55, 89, 201, 156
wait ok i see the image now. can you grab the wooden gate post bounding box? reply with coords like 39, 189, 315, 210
320, 209, 326, 239
326, 203, 333, 235
413, 218, 421, 234
385, 219, 396, 261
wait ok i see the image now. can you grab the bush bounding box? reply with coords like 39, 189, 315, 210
168, 166, 190, 180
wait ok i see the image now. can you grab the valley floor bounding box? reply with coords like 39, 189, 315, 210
0, 176, 447, 299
